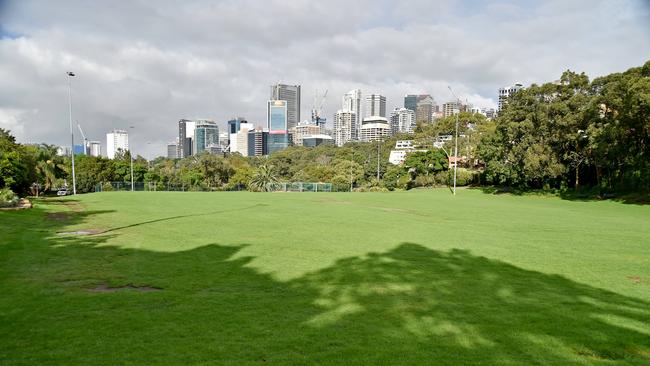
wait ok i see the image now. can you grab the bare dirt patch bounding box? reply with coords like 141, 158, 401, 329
46, 212, 71, 221
47, 199, 84, 212
88, 284, 162, 293
627, 276, 641, 284
57, 229, 104, 236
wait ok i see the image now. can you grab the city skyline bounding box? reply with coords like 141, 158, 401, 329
1, 1, 649, 158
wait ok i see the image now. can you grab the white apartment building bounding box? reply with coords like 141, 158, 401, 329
360, 116, 391, 142
290, 121, 322, 147
106, 129, 128, 159
342, 89, 362, 139
389, 107, 416, 135
442, 101, 460, 118
232, 122, 255, 156
88, 141, 101, 157
334, 110, 357, 147
498, 83, 523, 112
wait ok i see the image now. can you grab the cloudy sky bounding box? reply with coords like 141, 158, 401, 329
1, 0, 649, 158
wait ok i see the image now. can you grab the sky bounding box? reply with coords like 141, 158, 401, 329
0, 0, 649, 159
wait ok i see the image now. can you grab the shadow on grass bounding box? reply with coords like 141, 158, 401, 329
100, 203, 268, 234
1, 203, 649, 365
474, 186, 650, 205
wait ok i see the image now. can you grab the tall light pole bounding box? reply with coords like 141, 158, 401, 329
66, 71, 77, 195
129, 126, 135, 191
448, 86, 460, 196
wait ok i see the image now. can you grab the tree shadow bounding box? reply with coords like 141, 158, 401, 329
1, 205, 649, 364
474, 186, 650, 205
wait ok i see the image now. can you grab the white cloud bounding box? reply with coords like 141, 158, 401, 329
0, 0, 648, 158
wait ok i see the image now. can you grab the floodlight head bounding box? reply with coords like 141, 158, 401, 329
67, 71, 75, 77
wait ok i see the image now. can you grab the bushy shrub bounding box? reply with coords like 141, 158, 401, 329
0, 188, 19, 207
454, 168, 480, 186
101, 182, 114, 191
354, 186, 389, 192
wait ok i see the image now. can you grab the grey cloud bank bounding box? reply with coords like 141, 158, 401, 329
0, 0, 649, 158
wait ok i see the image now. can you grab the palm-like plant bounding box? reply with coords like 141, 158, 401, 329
249, 164, 278, 192
36, 144, 62, 191
36, 159, 57, 191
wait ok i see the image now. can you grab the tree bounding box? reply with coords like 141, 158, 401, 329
249, 164, 278, 192
0, 129, 36, 194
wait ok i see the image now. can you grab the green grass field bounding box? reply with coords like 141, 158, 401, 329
1, 189, 649, 365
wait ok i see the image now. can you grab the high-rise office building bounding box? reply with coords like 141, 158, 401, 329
178, 119, 196, 158
247, 128, 269, 157
365, 94, 386, 118
270, 84, 300, 130
405, 94, 436, 123
167, 141, 179, 159
404, 95, 418, 114
498, 83, 523, 112
267, 100, 289, 154
343, 89, 362, 139
88, 141, 101, 157
193, 120, 219, 154
416, 95, 436, 123
227, 117, 247, 134
268, 100, 288, 132
390, 107, 416, 135
106, 129, 128, 159
333, 110, 357, 147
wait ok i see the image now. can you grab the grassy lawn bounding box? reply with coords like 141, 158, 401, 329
1, 189, 649, 365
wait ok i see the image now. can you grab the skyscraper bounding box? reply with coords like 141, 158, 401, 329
416, 94, 436, 123
365, 94, 386, 118
390, 107, 416, 135
404, 95, 417, 113
193, 120, 219, 154
178, 119, 196, 158
247, 128, 269, 157
167, 141, 179, 159
270, 84, 300, 130
267, 100, 289, 154
342, 89, 362, 139
334, 110, 357, 147
106, 129, 128, 159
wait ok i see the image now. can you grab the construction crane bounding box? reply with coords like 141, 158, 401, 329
311, 89, 328, 128
77, 124, 88, 155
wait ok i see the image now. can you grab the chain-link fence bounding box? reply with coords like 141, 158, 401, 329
94, 182, 248, 192
94, 182, 342, 193
267, 182, 332, 192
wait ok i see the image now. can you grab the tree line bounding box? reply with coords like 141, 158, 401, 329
1, 60, 647, 197
479, 60, 649, 192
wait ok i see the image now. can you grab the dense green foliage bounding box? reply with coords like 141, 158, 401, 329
478, 61, 650, 192
0, 188, 18, 207
1, 191, 648, 364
